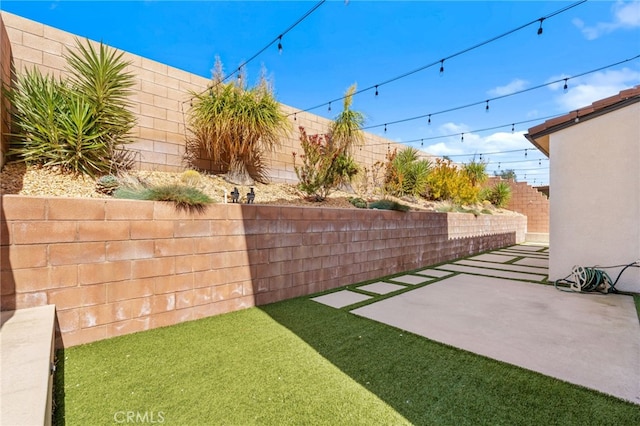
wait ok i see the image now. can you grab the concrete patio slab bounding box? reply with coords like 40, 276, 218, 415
389, 275, 432, 285
455, 259, 548, 274
358, 282, 407, 295
414, 269, 453, 278
311, 290, 372, 308
468, 253, 518, 263
352, 274, 640, 404
514, 257, 549, 268
436, 264, 547, 282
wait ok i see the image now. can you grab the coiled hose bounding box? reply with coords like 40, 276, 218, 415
554, 262, 640, 294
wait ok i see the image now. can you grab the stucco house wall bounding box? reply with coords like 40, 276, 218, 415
545, 102, 639, 292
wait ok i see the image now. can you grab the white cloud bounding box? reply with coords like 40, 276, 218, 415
574, 0, 640, 40
423, 124, 530, 158
549, 68, 640, 111
488, 79, 529, 96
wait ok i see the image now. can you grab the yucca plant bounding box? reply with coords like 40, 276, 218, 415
6, 38, 136, 177
187, 59, 290, 184
463, 159, 488, 187
483, 181, 512, 208
330, 84, 365, 155
384, 147, 431, 197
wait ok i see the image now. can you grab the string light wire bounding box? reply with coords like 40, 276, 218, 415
290, 0, 587, 115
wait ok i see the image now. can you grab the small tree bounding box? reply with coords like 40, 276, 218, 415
187, 59, 290, 184
293, 85, 364, 201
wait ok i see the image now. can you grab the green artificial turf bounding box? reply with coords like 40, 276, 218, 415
55, 298, 640, 425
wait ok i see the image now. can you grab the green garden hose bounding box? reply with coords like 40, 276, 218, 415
554, 262, 640, 294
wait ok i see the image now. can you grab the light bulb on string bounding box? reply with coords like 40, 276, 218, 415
485, 100, 490, 112
420, 139, 424, 147
538, 159, 541, 166
511, 123, 515, 133
439, 60, 445, 76
461, 133, 464, 143
524, 149, 528, 158
428, 115, 431, 125
277, 35, 283, 54
563, 78, 568, 93
498, 162, 501, 169
537, 18, 544, 35
479, 153, 483, 161
328, 102, 331, 112
384, 124, 387, 133
375, 85, 379, 97
294, 113, 297, 121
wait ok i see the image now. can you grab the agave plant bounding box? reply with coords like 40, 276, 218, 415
187, 59, 290, 184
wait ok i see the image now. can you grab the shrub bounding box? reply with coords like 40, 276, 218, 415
187, 58, 289, 184
384, 147, 431, 197
95, 174, 120, 195
426, 158, 479, 204
114, 184, 213, 211
483, 181, 512, 208
6, 39, 136, 177
348, 197, 368, 209
368, 199, 410, 212
180, 170, 201, 186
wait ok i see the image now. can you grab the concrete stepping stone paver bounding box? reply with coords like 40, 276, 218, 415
514, 257, 549, 268
455, 259, 548, 274
468, 253, 518, 263
311, 290, 371, 308
436, 263, 547, 281
389, 275, 431, 285
352, 273, 640, 404
415, 269, 453, 278
358, 282, 406, 295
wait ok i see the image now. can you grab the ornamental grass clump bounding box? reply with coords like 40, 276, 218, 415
114, 184, 212, 211
5, 38, 136, 177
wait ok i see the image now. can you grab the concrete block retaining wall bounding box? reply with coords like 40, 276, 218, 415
0, 195, 526, 347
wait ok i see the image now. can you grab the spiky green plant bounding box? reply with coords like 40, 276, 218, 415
483, 181, 512, 208
6, 39, 136, 177
463, 159, 488, 187
187, 59, 290, 184
384, 147, 431, 197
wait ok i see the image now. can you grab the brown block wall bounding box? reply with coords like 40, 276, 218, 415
1, 194, 525, 347
0, 11, 423, 182
487, 177, 549, 233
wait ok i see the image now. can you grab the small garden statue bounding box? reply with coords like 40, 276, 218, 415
247, 188, 255, 204
231, 187, 240, 203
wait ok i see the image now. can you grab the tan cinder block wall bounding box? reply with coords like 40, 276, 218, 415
486, 177, 549, 233
0, 14, 12, 168
0, 194, 525, 347
0, 11, 421, 181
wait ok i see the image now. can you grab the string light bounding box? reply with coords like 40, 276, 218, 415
294, 113, 297, 121
287, 1, 586, 115
359, 55, 639, 132
428, 115, 431, 125
563, 78, 568, 92
461, 133, 464, 143
384, 124, 387, 133
328, 102, 331, 112
485, 100, 490, 112
537, 18, 545, 35
524, 149, 528, 158
511, 123, 515, 133
375, 85, 379, 96
278, 35, 283, 54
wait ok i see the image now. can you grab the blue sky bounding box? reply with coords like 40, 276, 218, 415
3, 1, 640, 186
